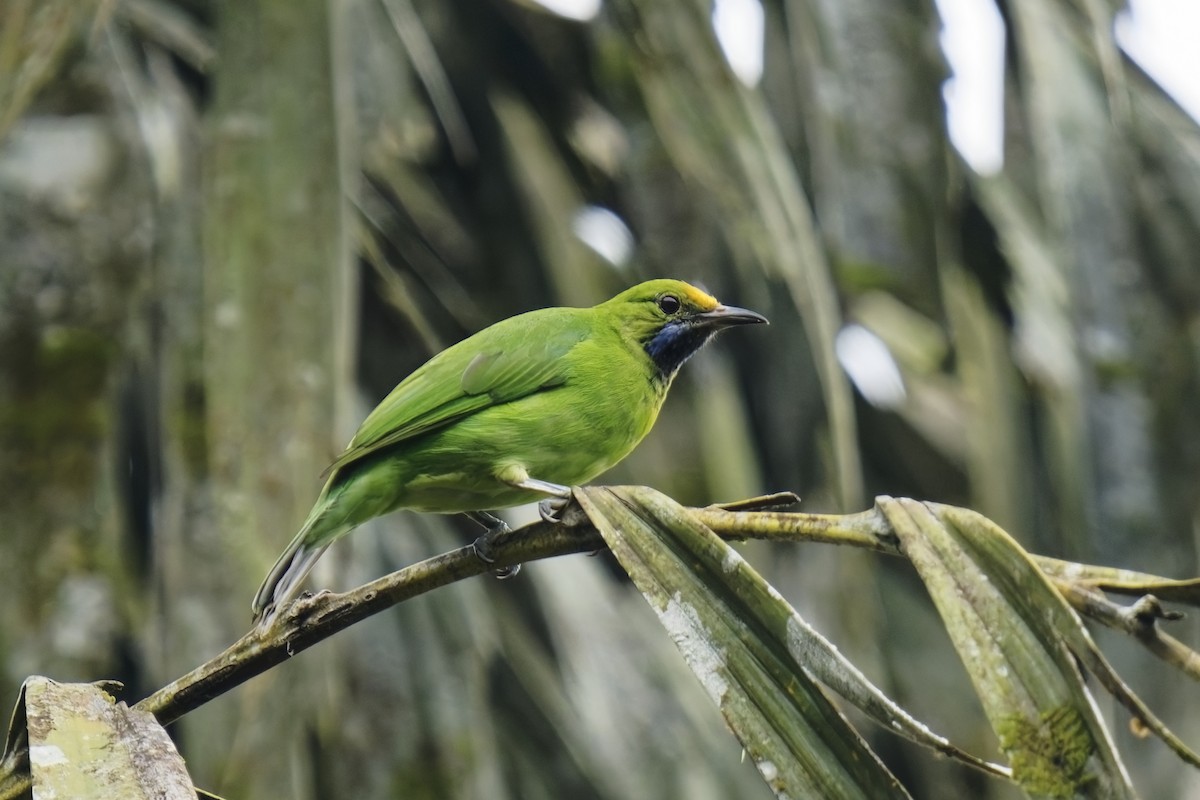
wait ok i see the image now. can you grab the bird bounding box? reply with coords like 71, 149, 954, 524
251, 278, 767, 623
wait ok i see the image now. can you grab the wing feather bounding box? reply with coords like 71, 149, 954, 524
323, 310, 589, 476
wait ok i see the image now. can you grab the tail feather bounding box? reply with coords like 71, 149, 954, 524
253, 471, 378, 623
249, 522, 333, 628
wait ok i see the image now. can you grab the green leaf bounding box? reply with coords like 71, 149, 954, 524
576, 485, 911, 800
0, 680, 29, 800
933, 504, 1200, 769
882, 497, 1152, 798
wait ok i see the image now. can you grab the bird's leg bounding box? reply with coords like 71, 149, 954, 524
471, 475, 571, 579
497, 476, 574, 524
511, 477, 571, 498
465, 510, 520, 579
508, 478, 581, 525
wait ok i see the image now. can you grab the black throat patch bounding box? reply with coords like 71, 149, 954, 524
644, 321, 717, 379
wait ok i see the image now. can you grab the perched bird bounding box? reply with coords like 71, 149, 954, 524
251, 279, 766, 623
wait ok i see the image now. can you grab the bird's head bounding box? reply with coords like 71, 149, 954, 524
600, 279, 768, 380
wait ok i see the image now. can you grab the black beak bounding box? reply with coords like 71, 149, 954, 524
695, 303, 769, 328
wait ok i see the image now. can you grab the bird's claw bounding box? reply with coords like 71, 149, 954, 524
472, 534, 522, 579
494, 563, 521, 579
538, 496, 570, 523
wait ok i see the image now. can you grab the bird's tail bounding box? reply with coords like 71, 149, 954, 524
251, 529, 331, 625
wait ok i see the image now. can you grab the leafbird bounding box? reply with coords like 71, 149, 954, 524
252, 279, 767, 623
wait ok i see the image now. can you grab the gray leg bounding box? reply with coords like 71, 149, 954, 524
472, 476, 569, 577
512, 477, 570, 498
465, 511, 520, 579
507, 476, 571, 521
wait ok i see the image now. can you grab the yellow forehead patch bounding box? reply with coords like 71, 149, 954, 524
682, 284, 719, 310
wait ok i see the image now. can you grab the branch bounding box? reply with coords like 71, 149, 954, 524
1055, 584, 1200, 682
136, 518, 595, 724
125, 492, 1200, 722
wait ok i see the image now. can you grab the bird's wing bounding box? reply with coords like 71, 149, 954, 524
323, 312, 589, 476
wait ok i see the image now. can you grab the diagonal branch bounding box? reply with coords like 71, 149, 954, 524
135, 492, 1200, 725
135, 493, 899, 725
137, 517, 593, 725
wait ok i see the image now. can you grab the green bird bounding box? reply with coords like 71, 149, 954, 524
251, 279, 766, 622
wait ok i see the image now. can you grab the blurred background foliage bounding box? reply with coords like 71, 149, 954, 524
1, 0, 1198, 797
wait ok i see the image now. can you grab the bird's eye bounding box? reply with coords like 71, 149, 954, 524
657, 294, 681, 314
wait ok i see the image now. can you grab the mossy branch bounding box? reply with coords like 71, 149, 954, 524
130, 491, 1200, 724
135, 492, 898, 724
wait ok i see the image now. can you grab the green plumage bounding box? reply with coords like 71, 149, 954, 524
252, 279, 766, 621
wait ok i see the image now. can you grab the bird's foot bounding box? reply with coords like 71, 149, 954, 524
465, 511, 521, 579
538, 496, 570, 523
472, 535, 520, 579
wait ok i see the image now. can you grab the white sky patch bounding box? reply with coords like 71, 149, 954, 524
712, 0, 765, 87
524, 0, 600, 22
935, 0, 1006, 175
836, 324, 907, 409
572, 205, 634, 266
938, 0, 1200, 173
1115, 0, 1200, 123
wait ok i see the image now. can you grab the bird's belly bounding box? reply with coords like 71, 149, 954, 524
399, 474, 542, 513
